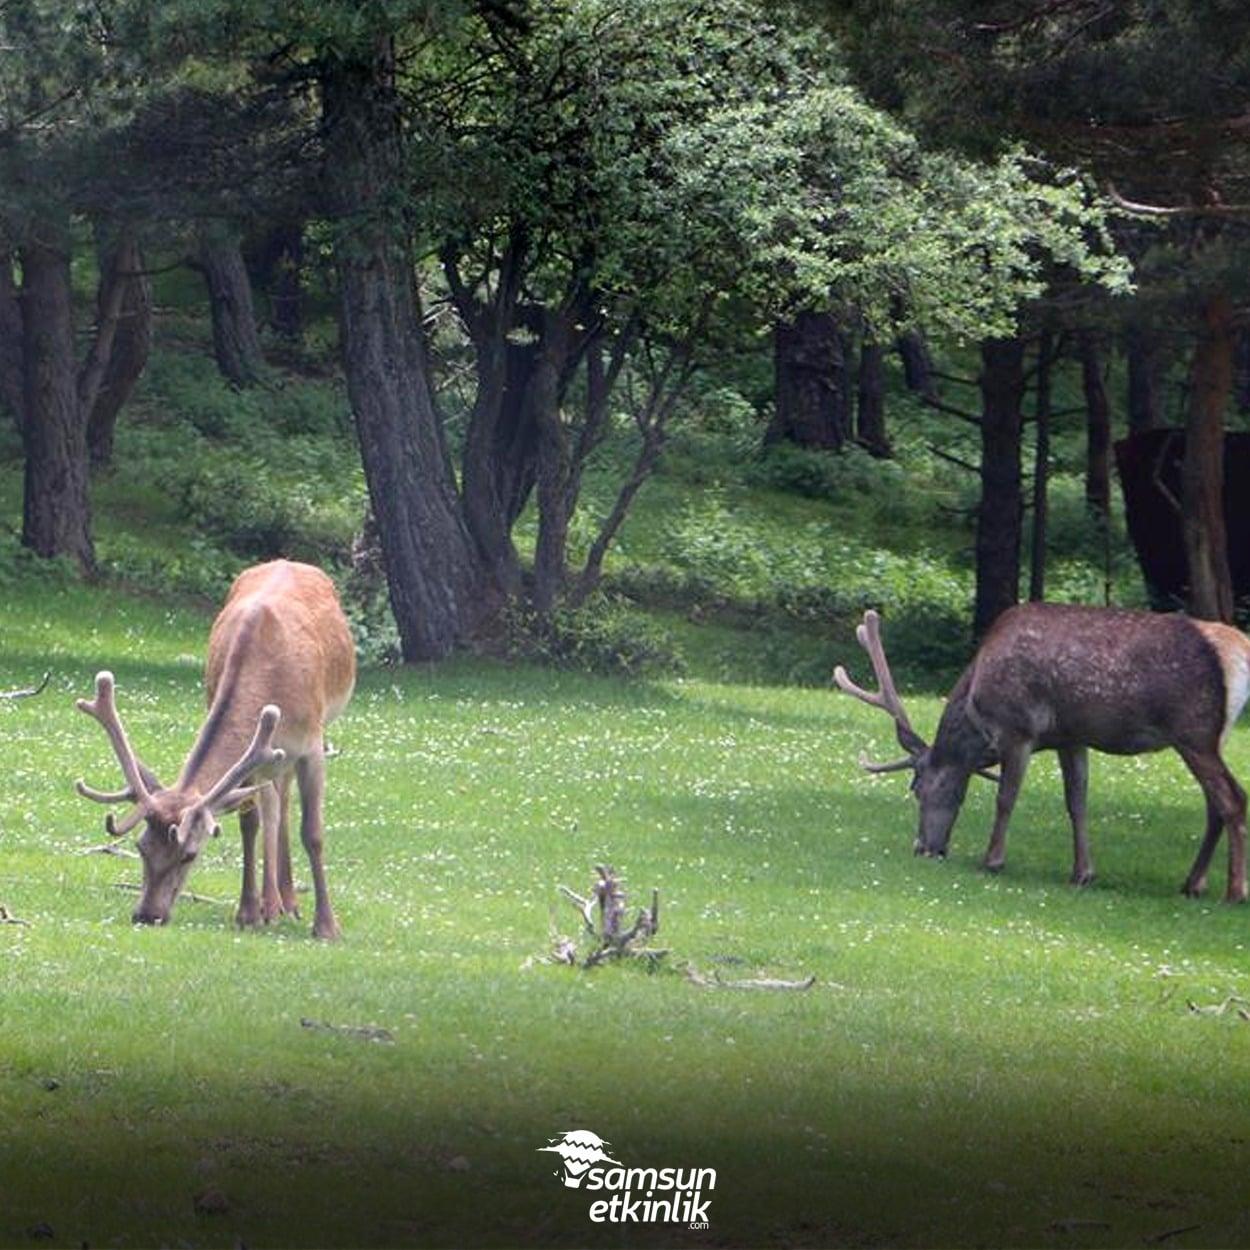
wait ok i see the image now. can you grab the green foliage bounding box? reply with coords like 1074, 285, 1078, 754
507, 596, 685, 679
661, 486, 968, 618
0, 533, 77, 588
142, 352, 348, 440
424, 0, 1130, 379
116, 355, 360, 565
744, 442, 911, 500
99, 531, 244, 601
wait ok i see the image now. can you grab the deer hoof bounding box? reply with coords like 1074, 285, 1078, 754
235, 902, 262, 928
1070, 869, 1095, 887
982, 859, 1005, 875
312, 915, 342, 941
1182, 880, 1206, 899
1225, 888, 1248, 905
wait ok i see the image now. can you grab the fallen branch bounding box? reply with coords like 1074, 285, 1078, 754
0, 672, 49, 700
299, 1017, 394, 1044
0, 905, 29, 926
80, 842, 140, 860
1148, 1225, 1202, 1245
685, 967, 815, 991
548, 865, 662, 969
113, 882, 225, 906
1186, 996, 1250, 1017
557, 884, 597, 936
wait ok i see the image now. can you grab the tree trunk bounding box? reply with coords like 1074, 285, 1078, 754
1125, 325, 1162, 433
1079, 331, 1111, 520
855, 339, 889, 457
766, 311, 851, 450
974, 336, 1025, 639
460, 330, 535, 597
245, 221, 304, 341
1182, 294, 1235, 623
1029, 331, 1054, 602
322, 43, 493, 660
1235, 326, 1250, 415
19, 232, 94, 570
198, 225, 265, 387
896, 328, 935, 398
571, 339, 686, 607
0, 253, 23, 428
531, 309, 578, 616
87, 228, 151, 468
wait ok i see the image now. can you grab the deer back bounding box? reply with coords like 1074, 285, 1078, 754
189, 561, 355, 785
964, 604, 1238, 756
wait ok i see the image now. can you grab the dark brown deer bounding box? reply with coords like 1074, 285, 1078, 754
75, 560, 356, 937
835, 604, 1250, 899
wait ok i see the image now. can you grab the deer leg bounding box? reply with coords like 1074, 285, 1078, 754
296, 746, 341, 940
258, 782, 282, 923
1058, 746, 1093, 885
276, 772, 299, 917
1179, 748, 1248, 903
1182, 796, 1223, 898
235, 802, 262, 928
982, 741, 1032, 873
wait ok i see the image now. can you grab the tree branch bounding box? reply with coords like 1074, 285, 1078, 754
1106, 182, 1250, 219
921, 394, 981, 425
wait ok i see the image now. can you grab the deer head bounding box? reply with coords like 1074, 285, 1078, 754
75, 671, 284, 924
834, 611, 997, 858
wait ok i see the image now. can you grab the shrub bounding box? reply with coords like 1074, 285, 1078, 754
0, 534, 76, 587
507, 596, 685, 678
340, 521, 402, 665
98, 532, 243, 601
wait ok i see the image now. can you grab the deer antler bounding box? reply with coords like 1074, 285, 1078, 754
833, 610, 928, 769
75, 672, 161, 833
857, 752, 917, 775
198, 704, 286, 815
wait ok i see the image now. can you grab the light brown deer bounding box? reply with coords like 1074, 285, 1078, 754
835, 604, 1250, 899
75, 560, 356, 937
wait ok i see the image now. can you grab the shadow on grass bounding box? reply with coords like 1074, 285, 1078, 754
1, 1058, 1247, 1249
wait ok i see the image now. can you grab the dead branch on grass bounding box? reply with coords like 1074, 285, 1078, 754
80, 841, 140, 859
1186, 996, 1250, 1018
112, 882, 225, 906
548, 865, 664, 969
685, 967, 816, 991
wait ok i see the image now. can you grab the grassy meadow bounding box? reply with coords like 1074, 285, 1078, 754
1, 313, 1249, 1248
4, 573, 1250, 1247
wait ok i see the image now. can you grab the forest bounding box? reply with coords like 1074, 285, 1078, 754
2, 1, 1250, 1248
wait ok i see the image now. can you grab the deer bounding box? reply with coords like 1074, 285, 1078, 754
834, 604, 1250, 900
75, 560, 356, 937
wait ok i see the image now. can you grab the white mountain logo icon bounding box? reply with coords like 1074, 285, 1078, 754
538, 1129, 624, 1188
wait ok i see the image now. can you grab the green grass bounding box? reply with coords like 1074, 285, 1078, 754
0, 308, 1223, 1247
3, 573, 1250, 1247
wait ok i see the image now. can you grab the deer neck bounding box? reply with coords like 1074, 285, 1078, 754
933, 670, 998, 773
176, 659, 265, 795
